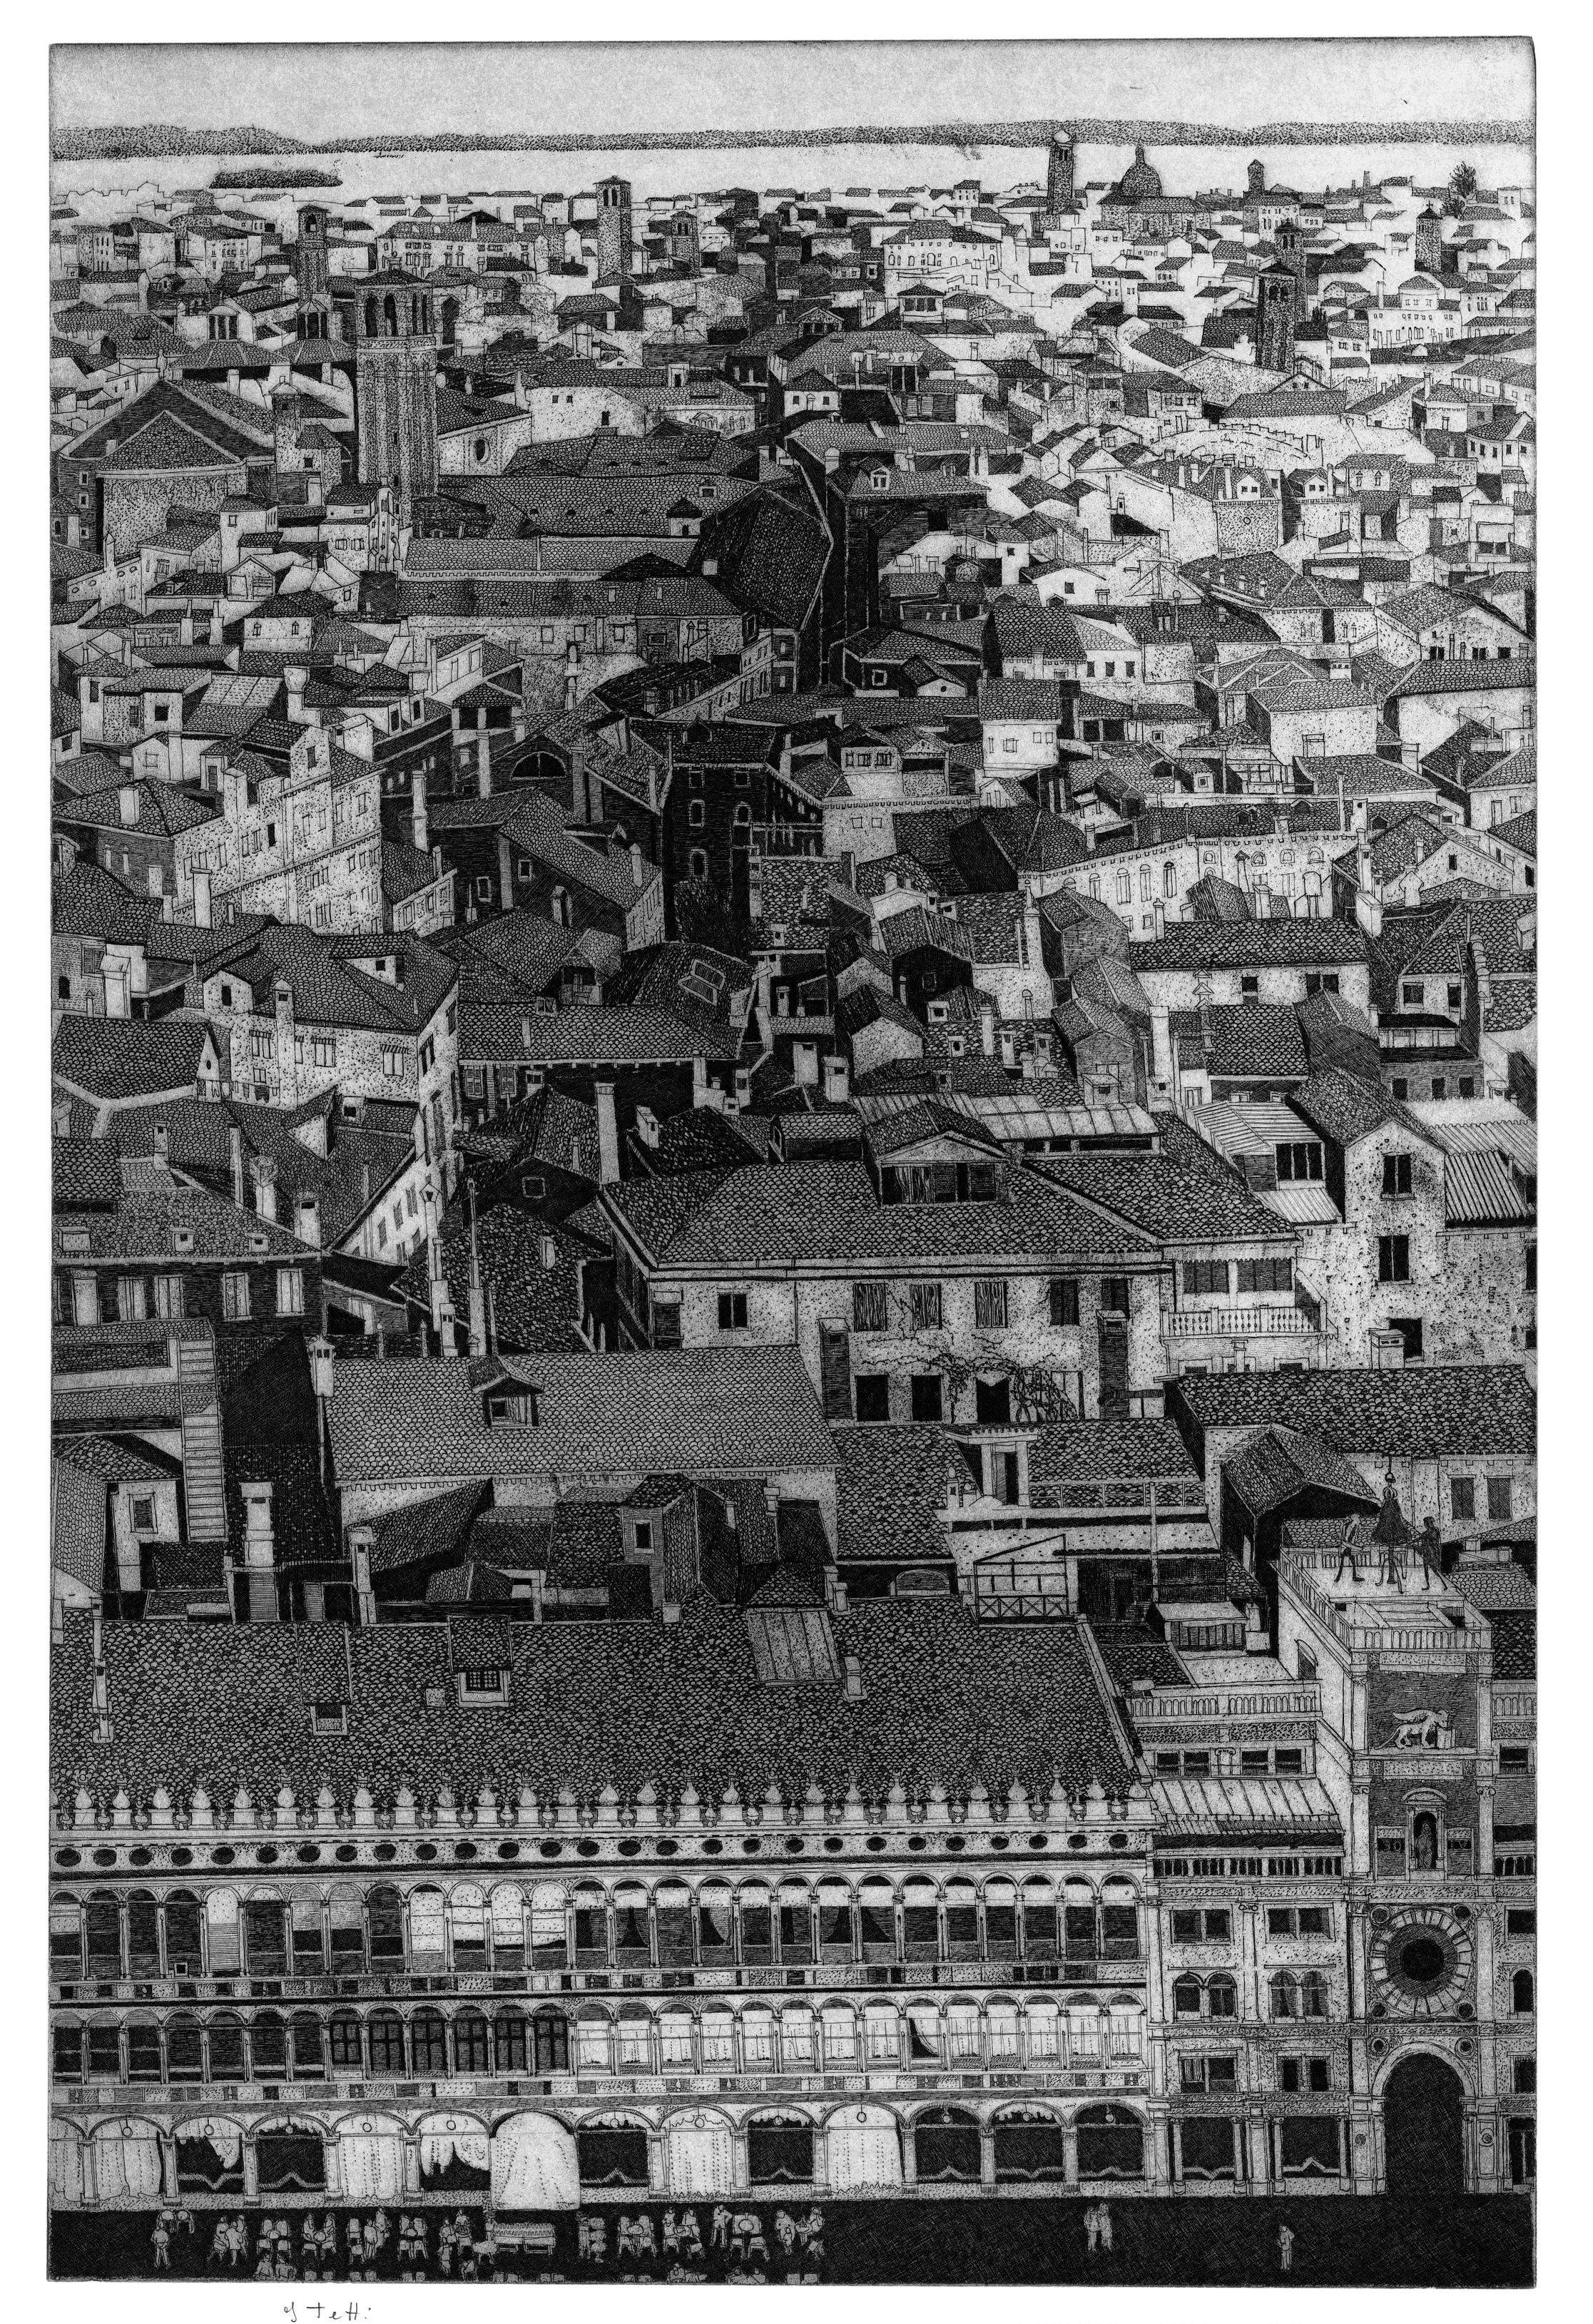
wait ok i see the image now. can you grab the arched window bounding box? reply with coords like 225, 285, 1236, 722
697, 1883, 734, 1964
574, 2013, 612, 2074
777, 1882, 813, 1966
412, 2010, 449, 2072
249, 2012, 287, 2078
906, 2002, 941, 2066
291, 1895, 325, 1972
1022, 1876, 1059, 1962
126, 1891, 161, 1974
915, 2104, 982, 2183
533, 2010, 570, 2073
207, 2014, 245, 2081
1512, 1969, 1535, 2014
175, 2119, 245, 2193
494, 2010, 528, 2072
1164, 860, 1176, 897
1271, 1970, 1298, 2019
449, 1886, 488, 1971
1300, 1970, 1328, 2019
244, 1897, 288, 1977
748, 2111, 813, 2184
613, 1883, 651, 1966
818, 1881, 855, 1962
984, 1878, 1018, 1957
167, 2015, 204, 2081
382, 294, 398, 336
409, 1887, 447, 1972
166, 1891, 203, 1974
572, 1884, 608, 1966
1101, 1880, 1140, 1959
945, 1879, 981, 1959
857, 1879, 895, 1963
779, 2005, 817, 2069
615, 2008, 652, 2070
1207, 1973, 1238, 2019
368, 1885, 404, 1963
205, 1890, 240, 1975
1412, 1810, 1440, 1872
1077, 2102, 1145, 2180
1174, 1972, 1203, 2019
327, 1888, 364, 1969
1139, 865, 1154, 901
945, 2001, 983, 2062
256, 2119, 325, 2193
364, 295, 378, 337
1064, 1881, 1098, 1960
50, 1895, 83, 1977
330, 2014, 364, 2071
492, 1885, 528, 1973
453, 2009, 491, 2074
126, 2017, 164, 2081
738, 1885, 774, 1964
994, 2101, 1067, 2182
658, 2007, 695, 2069
902, 1877, 939, 1960
821, 2004, 858, 2069
656, 1883, 693, 1966
291, 2014, 325, 2079
86, 1890, 123, 1977
367, 2011, 405, 2074
700, 2006, 736, 2070
576, 2115, 650, 2188
1024, 2000, 1061, 2062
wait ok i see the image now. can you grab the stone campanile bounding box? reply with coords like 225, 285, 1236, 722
296, 205, 330, 301
355, 275, 439, 518
596, 175, 633, 287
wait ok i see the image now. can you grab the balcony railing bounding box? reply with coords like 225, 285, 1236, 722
1162, 1303, 1320, 1338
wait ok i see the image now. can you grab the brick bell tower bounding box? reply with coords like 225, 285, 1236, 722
355, 275, 439, 519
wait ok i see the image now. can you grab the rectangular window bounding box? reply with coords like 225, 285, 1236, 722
1099, 1275, 1130, 1315
1049, 1277, 1080, 1327
220, 1271, 251, 1321
1378, 1234, 1410, 1283
853, 1373, 890, 1422
1525, 1243, 1537, 1293
1375, 1830, 1407, 1877
1237, 1257, 1293, 1293
1487, 1475, 1514, 1521
153, 1274, 184, 1320
853, 1281, 887, 1334
1507, 1909, 1536, 1938
910, 1281, 943, 1332
1382, 1151, 1414, 1198
910, 1372, 943, 1422
1450, 1474, 1476, 1520
275, 1268, 305, 1317
116, 1275, 147, 1323
717, 1290, 748, 1330
651, 1295, 681, 1349
974, 1278, 1009, 1330
1183, 1260, 1230, 1297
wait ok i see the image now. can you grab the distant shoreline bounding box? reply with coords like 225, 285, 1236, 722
52, 116, 1535, 163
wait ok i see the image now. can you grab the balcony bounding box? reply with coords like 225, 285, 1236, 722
1162, 1303, 1320, 1340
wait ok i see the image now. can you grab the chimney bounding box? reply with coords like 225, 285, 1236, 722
295, 1191, 321, 1247
193, 867, 212, 928
629, 842, 644, 890
347, 1521, 377, 1628
636, 1105, 661, 1149
152, 1123, 169, 1163
539, 1231, 557, 1270
240, 1482, 278, 1624
411, 765, 429, 852
285, 665, 307, 724
564, 641, 580, 713
595, 1079, 621, 1186
843, 1655, 865, 1701
476, 708, 492, 798
823, 1054, 850, 1103
118, 783, 141, 827
979, 1002, 997, 1058
308, 1334, 334, 1403
250, 1154, 278, 1223
466, 1181, 487, 1359
229, 1122, 245, 1211
1369, 1326, 1407, 1371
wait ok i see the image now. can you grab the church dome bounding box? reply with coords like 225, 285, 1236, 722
1114, 143, 1164, 203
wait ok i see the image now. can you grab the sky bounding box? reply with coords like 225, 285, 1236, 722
52, 39, 1534, 141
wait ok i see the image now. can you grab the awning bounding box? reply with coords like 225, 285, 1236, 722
1150, 1773, 1343, 1845
492, 2111, 579, 2213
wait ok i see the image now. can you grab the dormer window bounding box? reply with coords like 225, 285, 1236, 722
173, 1228, 195, 1255
629, 1519, 653, 1556
312, 1701, 347, 1736
484, 1386, 540, 1426
458, 1667, 509, 1706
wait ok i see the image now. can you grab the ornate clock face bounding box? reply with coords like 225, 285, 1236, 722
1368, 1907, 1475, 2017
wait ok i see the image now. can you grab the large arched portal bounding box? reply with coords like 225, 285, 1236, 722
1383, 2053, 1466, 2195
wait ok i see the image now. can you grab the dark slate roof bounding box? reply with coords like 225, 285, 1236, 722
51, 1596, 1134, 1807
1038, 1115, 1292, 1244
833, 1425, 956, 1569
1029, 1419, 1199, 1486
1131, 921, 1373, 972
328, 1345, 835, 1484
1288, 1066, 1431, 1150
1166, 1005, 1308, 1082
1225, 1427, 1382, 1518
604, 1159, 1156, 1269
1173, 1365, 1536, 1459
52, 1014, 218, 1101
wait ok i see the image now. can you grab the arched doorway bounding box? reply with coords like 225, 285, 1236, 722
1383, 2054, 1466, 2194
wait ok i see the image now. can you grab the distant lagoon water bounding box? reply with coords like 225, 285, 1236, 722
51, 137, 1532, 225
